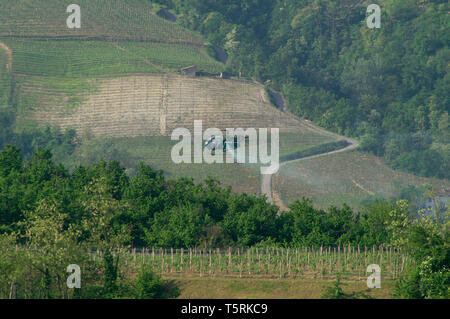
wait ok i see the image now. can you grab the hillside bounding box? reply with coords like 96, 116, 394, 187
3, 39, 223, 76
0, 0, 341, 197
0, 43, 11, 107
0, 0, 448, 302
66, 131, 335, 195
0, 0, 447, 210
0, 0, 204, 44
273, 151, 450, 210
19, 74, 305, 137
161, 0, 450, 180
0, 1, 308, 137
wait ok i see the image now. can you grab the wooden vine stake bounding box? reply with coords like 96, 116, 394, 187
189, 248, 192, 272
228, 247, 231, 274
170, 248, 174, 273
209, 249, 212, 276
180, 248, 184, 272
200, 249, 203, 277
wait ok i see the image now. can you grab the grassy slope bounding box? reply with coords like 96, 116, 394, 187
7, 38, 223, 129
274, 151, 450, 210
63, 132, 334, 195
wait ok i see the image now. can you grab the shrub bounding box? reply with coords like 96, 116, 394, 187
133, 266, 180, 299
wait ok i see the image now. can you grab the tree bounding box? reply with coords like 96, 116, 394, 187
123, 163, 166, 246
147, 203, 205, 248
386, 200, 411, 249
0, 145, 22, 177
288, 198, 330, 246
360, 200, 396, 246
222, 194, 279, 246
395, 204, 449, 299
80, 177, 131, 251
79, 177, 132, 297
16, 198, 89, 298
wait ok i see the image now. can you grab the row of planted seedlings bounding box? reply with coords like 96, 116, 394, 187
116, 246, 412, 280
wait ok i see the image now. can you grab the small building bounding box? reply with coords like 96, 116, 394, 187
417, 0, 427, 9
180, 65, 196, 77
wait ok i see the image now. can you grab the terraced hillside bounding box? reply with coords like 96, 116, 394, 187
0, 43, 11, 107
0, 0, 334, 197
1, 1, 303, 137
3, 0, 446, 209
4, 37, 226, 133
3, 39, 223, 76
20, 74, 306, 137
0, 0, 203, 44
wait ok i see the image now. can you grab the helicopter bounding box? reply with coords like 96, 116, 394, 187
204, 134, 250, 164
204, 135, 245, 151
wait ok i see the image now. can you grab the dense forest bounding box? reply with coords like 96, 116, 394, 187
0, 146, 448, 298
155, 0, 449, 179
0, 145, 442, 249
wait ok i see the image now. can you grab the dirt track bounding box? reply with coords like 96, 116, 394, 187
261, 117, 360, 210
0, 41, 12, 72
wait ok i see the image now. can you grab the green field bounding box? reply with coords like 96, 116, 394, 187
1, 4, 224, 131
62, 131, 335, 195
171, 277, 396, 299
278, 131, 334, 158
0, 0, 224, 130
2, 39, 223, 77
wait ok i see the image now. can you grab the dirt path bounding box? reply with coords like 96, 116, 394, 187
0, 41, 13, 72
268, 89, 285, 111
352, 179, 375, 196
213, 46, 228, 64
0, 34, 205, 47
261, 117, 360, 210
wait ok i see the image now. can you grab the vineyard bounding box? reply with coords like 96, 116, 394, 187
5, 37, 225, 130
0, 46, 10, 107
20, 74, 306, 137
0, 0, 226, 135
0, 0, 204, 44
116, 246, 412, 280
2, 39, 223, 77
